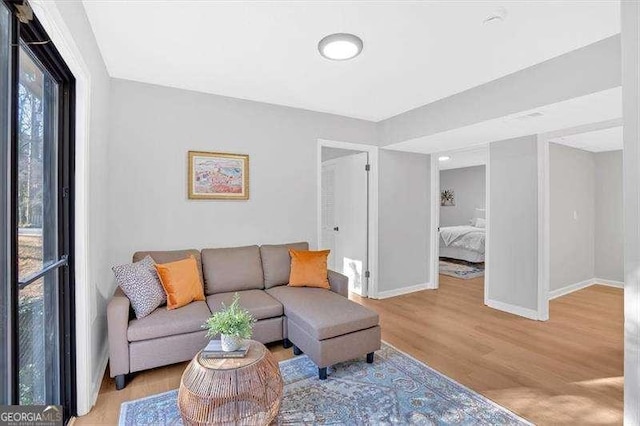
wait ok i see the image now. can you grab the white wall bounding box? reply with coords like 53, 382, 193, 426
439, 165, 485, 227
487, 135, 539, 316
107, 79, 377, 269
378, 149, 430, 294
549, 143, 595, 291
34, 0, 111, 415
595, 150, 624, 282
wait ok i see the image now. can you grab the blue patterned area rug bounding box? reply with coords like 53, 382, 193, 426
439, 259, 485, 280
119, 343, 530, 425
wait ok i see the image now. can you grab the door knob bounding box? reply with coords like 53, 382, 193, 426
333, 226, 339, 231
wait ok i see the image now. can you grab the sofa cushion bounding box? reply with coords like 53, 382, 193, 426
206, 290, 283, 321
266, 286, 378, 340
288, 249, 330, 289
133, 249, 203, 287
112, 255, 166, 319
260, 242, 309, 288
201, 245, 264, 294
127, 301, 211, 342
155, 256, 205, 310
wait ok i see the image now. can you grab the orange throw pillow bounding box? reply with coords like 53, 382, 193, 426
288, 249, 330, 289
155, 256, 205, 310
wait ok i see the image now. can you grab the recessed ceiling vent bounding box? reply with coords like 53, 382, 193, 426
513, 111, 545, 121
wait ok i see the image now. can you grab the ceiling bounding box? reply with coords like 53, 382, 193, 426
551, 126, 622, 152
82, 1, 620, 121
385, 87, 622, 154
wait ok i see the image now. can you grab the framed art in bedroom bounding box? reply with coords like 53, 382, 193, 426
441, 189, 455, 206
188, 151, 250, 200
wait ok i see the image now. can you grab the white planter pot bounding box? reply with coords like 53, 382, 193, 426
220, 334, 242, 352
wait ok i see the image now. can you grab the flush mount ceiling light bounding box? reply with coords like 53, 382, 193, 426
439, 156, 451, 162
318, 33, 363, 61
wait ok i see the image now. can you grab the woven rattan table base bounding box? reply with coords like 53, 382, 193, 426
178, 340, 283, 425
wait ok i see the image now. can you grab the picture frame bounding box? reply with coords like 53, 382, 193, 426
188, 151, 249, 200
441, 189, 455, 206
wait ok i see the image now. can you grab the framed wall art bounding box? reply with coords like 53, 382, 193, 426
188, 151, 249, 200
441, 189, 455, 206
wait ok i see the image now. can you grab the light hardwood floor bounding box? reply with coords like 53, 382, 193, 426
76, 275, 622, 425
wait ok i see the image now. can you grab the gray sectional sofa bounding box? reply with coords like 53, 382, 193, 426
107, 242, 381, 389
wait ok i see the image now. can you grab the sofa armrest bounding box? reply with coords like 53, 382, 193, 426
107, 287, 131, 377
328, 270, 349, 298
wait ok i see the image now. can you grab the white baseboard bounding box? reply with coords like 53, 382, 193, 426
486, 299, 540, 320
90, 345, 109, 411
548, 277, 625, 300
548, 278, 596, 300
594, 278, 624, 288
374, 283, 430, 299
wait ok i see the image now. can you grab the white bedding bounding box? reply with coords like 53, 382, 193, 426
439, 225, 485, 254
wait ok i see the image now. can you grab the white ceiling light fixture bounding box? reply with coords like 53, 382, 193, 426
318, 33, 363, 61
439, 156, 451, 162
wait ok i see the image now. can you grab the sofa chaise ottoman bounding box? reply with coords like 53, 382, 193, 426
267, 285, 381, 379
107, 241, 381, 388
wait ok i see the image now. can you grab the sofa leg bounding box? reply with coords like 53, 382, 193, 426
318, 367, 327, 380
293, 345, 303, 356
283, 338, 293, 349
115, 374, 126, 390
366, 352, 375, 364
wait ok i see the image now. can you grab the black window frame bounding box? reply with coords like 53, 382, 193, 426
0, 0, 13, 407
3, 0, 76, 419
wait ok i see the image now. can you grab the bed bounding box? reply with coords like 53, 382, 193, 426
439, 209, 486, 263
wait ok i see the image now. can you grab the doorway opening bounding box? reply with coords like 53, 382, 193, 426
317, 140, 378, 298
430, 145, 489, 303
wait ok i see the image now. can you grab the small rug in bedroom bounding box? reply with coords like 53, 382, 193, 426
439, 259, 485, 280
119, 343, 530, 425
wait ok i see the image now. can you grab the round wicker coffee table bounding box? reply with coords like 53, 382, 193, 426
178, 340, 283, 425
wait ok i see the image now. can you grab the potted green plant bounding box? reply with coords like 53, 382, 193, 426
203, 293, 256, 351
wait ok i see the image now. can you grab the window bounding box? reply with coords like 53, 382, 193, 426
1, 1, 76, 419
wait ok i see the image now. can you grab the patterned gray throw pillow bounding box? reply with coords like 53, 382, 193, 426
112, 255, 167, 319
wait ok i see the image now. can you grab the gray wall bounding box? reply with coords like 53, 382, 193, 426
51, 0, 112, 413
378, 150, 430, 293
439, 165, 485, 227
549, 143, 595, 291
322, 147, 363, 162
549, 145, 624, 290
108, 79, 377, 268
488, 135, 538, 311
379, 35, 620, 146
595, 150, 624, 282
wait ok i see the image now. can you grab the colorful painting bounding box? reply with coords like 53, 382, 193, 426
441, 189, 455, 206
188, 151, 249, 200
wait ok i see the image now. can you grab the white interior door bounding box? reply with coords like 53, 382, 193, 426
321, 163, 338, 270
320, 153, 369, 296
337, 152, 369, 296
